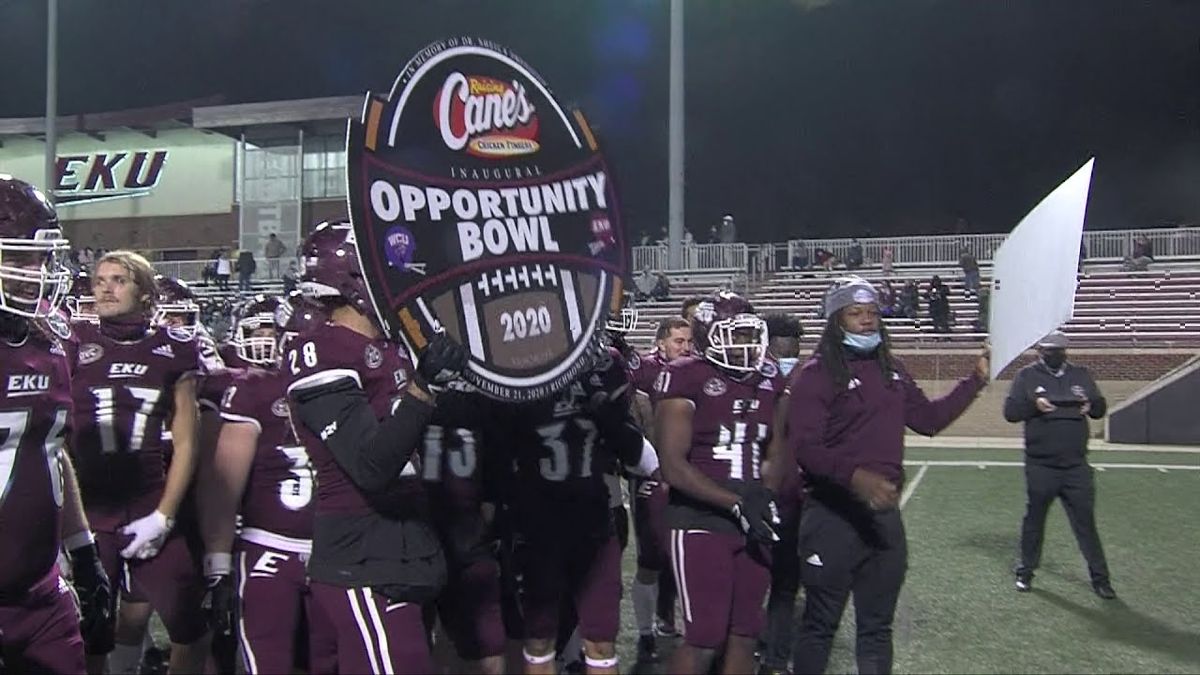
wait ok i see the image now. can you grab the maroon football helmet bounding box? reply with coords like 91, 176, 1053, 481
275, 290, 327, 353
0, 175, 71, 319
691, 290, 767, 373
233, 294, 283, 366
152, 274, 201, 338
299, 221, 373, 314
65, 270, 98, 324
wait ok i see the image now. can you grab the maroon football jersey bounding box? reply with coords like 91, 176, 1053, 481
69, 322, 206, 530
628, 349, 666, 396
0, 330, 74, 596
283, 322, 414, 515
221, 367, 313, 544
653, 356, 785, 531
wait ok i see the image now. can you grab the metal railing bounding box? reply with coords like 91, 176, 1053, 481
631, 243, 750, 272
629, 227, 1200, 273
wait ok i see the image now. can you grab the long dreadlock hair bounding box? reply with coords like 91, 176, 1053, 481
813, 310, 897, 391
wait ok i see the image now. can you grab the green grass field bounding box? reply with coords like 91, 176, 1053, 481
620, 447, 1200, 674
144, 447, 1196, 673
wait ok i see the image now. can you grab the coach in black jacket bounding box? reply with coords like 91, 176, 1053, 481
1003, 331, 1115, 599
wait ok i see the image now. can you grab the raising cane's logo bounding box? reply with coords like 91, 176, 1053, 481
434, 73, 540, 158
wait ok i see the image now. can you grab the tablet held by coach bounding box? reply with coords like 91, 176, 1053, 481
785, 276, 988, 675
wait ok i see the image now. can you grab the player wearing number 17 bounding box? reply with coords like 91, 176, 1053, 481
0, 176, 109, 674
69, 250, 212, 673
652, 290, 787, 675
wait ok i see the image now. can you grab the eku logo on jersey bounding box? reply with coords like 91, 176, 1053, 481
6, 374, 51, 398
108, 363, 150, 379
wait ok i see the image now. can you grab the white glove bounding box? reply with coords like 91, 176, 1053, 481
120, 511, 174, 560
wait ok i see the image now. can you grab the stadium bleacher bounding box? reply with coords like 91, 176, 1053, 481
625, 260, 1200, 350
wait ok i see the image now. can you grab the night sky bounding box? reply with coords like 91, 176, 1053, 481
2, 0, 1198, 242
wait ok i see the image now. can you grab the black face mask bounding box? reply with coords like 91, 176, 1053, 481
1041, 350, 1066, 370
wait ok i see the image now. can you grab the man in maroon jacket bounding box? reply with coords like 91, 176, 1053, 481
786, 276, 988, 675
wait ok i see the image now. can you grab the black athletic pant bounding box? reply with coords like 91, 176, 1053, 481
761, 511, 801, 671
1017, 463, 1110, 584
794, 499, 907, 675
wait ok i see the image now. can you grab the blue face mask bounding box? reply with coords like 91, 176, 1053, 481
843, 331, 881, 353
778, 357, 799, 376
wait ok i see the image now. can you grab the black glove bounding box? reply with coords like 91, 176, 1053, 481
581, 349, 632, 424
69, 541, 114, 649
414, 332, 469, 393
203, 573, 236, 637
730, 487, 781, 544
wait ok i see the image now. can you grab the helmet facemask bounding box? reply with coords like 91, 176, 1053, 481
65, 294, 99, 323
704, 313, 768, 373
154, 301, 201, 339
605, 306, 638, 334
236, 312, 279, 366
0, 227, 71, 319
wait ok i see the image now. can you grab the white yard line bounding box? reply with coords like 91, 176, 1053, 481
899, 464, 930, 509
904, 460, 1199, 471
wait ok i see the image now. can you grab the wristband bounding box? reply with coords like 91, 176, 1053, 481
204, 552, 233, 577
63, 530, 95, 552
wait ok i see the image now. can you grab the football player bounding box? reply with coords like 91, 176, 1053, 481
759, 312, 806, 675
653, 291, 787, 675
629, 315, 694, 662
499, 347, 651, 675
421, 381, 508, 675
197, 292, 335, 673
283, 221, 465, 674
70, 251, 211, 674
102, 274, 224, 674
0, 176, 109, 674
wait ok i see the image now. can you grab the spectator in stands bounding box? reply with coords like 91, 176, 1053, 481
959, 245, 980, 299
926, 275, 952, 332
1123, 234, 1154, 271
652, 271, 671, 301
635, 267, 657, 301
1135, 233, 1153, 260
215, 249, 232, 290
236, 248, 256, 293
1078, 241, 1087, 273
792, 242, 811, 270
639, 230, 651, 246
79, 246, 95, 270
680, 295, 704, 320
720, 214, 737, 244
282, 261, 300, 294
881, 245, 894, 276
814, 247, 837, 272
899, 279, 919, 319
264, 233, 287, 279
846, 238, 864, 270
878, 279, 897, 317
1004, 331, 1114, 600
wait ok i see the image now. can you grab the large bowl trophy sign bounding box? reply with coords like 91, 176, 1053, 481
347, 37, 629, 401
